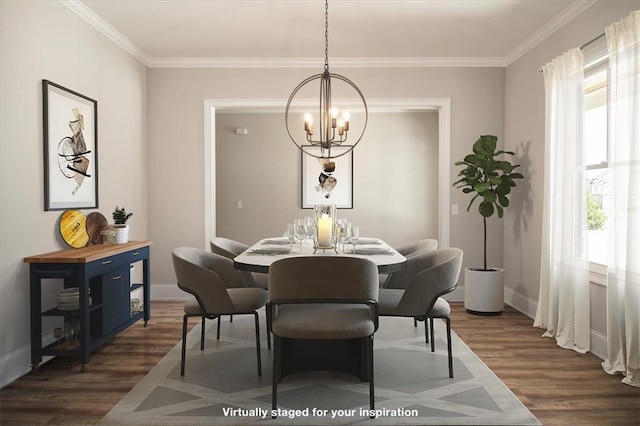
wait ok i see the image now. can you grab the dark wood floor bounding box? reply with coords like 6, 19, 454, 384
1, 302, 638, 425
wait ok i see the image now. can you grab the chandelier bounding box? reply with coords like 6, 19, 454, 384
285, 0, 368, 160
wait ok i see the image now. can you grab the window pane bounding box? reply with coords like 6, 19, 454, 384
586, 168, 608, 265
585, 85, 607, 166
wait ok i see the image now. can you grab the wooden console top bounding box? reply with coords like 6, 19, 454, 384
24, 240, 152, 264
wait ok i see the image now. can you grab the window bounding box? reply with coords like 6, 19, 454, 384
583, 37, 608, 283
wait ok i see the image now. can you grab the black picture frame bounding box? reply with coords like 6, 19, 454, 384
43, 80, 98, 211
301, 145, 353, 209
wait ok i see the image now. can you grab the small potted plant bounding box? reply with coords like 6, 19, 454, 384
111, 206, 133, 244
453, 135, 523, 315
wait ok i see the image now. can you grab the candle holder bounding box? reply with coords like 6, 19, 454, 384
314, 204, 338, 253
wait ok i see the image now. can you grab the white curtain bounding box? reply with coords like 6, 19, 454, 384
601, 10, 640, 388
535, 48, 591, 353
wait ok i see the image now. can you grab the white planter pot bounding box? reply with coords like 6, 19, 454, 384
111, 224, 129, 244
464, 267, 504, 315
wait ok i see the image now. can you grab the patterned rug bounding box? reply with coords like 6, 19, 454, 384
100, 309, 539, 425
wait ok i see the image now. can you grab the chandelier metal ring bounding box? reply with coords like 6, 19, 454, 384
285, 72, 368, 160
284, 0, 368, 160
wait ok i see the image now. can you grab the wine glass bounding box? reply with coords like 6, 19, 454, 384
286, 224, 296, 253
338, 222, 352, 253
53, 327, 63, 343
294, 219, 307, 252
351, 225, 360, 254
72, 319, 80, 346
64, 320, 73, 348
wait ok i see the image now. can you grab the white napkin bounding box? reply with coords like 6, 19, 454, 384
250, 246, 291, 255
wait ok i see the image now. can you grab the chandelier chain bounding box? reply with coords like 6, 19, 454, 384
324, 0, 329, 72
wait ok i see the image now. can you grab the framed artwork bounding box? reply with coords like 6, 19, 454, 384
301, 145, 353, 209
42, 80, 98, 211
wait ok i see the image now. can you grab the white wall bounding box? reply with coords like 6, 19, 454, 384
147, 67, 505, 289
0, 1, 147, 386
215, 111, 439, 246
503, 0, 638, 357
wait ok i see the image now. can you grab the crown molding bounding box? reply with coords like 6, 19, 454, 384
60, 0, 151, 66
504, 0, 599, 66
146, 56, 507, 69
63, 0, 596, 70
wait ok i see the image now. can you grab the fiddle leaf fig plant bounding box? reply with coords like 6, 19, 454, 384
453, 135, 523, 270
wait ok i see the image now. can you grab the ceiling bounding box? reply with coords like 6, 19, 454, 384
69, 0, 597, 67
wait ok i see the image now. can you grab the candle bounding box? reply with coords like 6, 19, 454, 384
317, 214, 333, 247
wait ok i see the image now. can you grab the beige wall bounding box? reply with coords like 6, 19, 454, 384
147, 66, 505, 287
215, 111, 439, 246
503, 0, 638, 348
0, 1, 147, 384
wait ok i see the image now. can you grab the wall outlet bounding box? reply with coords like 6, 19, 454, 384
237, 201, 243, 209
451, 204, 459, 215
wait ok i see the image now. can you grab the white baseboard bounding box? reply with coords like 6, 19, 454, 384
0, 335, 56, 389
151, 283, 190, 301
504, 286, 606, 361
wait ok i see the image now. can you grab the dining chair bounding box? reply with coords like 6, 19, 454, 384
267, 256, 379, 418
210, 237, 272, 349
210, 237, 269, 290
382, 238, 439, 333
381, 238, 438, 287
172, 247, 268, 376
378, 247, 463, 378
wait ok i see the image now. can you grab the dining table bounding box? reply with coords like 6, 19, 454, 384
233, 236, 407, 274
233, 236, 407, 382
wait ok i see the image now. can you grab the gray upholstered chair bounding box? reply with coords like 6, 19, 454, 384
210, 237, 271, 349
267, 256, 379, 418
394, 238, 439, 257
210, 237, 269, 290
172, 247, 268, 376
378, 247, 463, 378
382, 238, 439, 331
381, 238, 438, 288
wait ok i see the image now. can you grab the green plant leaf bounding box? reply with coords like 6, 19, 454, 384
496, 204, 504, 218
474, 182, 491, 193
479, 200, 494, 217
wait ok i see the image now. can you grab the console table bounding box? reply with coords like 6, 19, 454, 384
25, 240, 152, 372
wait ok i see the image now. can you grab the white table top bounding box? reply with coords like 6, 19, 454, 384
233, 237, 407, 274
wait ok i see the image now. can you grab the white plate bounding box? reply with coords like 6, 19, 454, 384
261, 238, 290, 245
354, 238, 380, 245
251, 246, 291, 255
57, 287, 79, 296
346, 247, 391, 255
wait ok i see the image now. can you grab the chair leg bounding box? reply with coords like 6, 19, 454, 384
200, 316, 206, 350
369, 335, 375, 417
230, 314, 233, 322
266, 316, 271, 350
446, 317, 453, 378
180, 315, 188, 376
430, 317, 435, 352
253, 312, 262, 377
272, 335, 280, 418
415, 316, 429, 343
216, 315, 221, 340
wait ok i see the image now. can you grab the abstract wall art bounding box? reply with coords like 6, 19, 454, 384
301, 145, 353, 209
43, 80, 98, 211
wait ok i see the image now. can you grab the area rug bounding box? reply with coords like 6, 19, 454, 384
100, 309, 539, 425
